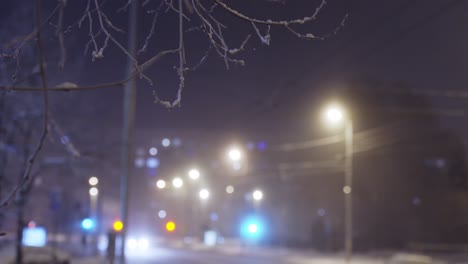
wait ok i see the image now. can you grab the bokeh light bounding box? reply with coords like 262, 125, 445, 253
225, 185, 234, 194
162, 138, 171, 147
172, 177, 183, 188
199, 189, 210, 200
252, 189, 263, 201
158, 210, 167, 219
88, 176, 98, 186
149, 147, 158, 156
156, 179, 166, 189
188, 169, 200, 180
113, 220, 124, 232
89, 187, 98, 196
165, 221, 176, 232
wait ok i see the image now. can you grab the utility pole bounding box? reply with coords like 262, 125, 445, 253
120, 0, 138, 263
344, 119, 353, 262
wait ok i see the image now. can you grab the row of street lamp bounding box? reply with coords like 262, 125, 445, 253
154, 147, 263, 202
156, 174, 263, 202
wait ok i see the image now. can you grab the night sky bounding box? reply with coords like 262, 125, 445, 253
2, 0, 468, 143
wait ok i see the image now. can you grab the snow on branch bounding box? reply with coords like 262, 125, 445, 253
154, 0, 186, 109
284, 14, 349, 40
213, 0, 327, 26
251, 22, 271, 45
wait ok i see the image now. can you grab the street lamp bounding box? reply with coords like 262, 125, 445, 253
188, 169, 200, 180
323, 103, 353, 262
225, 185, 235, 194
227, 147, 242, 162
88, 176, 98, 186
172, 177, 183, 188
199, 189, 210, 200
156, 179, 166, 189
252, 189, 263, 201
89, 187, 99, 196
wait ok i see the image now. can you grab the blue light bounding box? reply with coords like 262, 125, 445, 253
146, 158, 160, 168
240, 215, 265, 240
248, 224, 258, 233
210, 213, 219, 222
81, 218, 94, 230
257, 141, 267, 151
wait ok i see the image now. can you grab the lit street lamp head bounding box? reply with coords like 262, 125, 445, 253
156, 179, 166, 189
172, 177, 183, 188
227, 147, 242, 162
88, 176, 98, 186
252, 189, 263, 201
199, 188, 210, 200
89, 187, 99, 196
324, 104, 345, 124
188, 169, 200, 180
225, 185, 235, 194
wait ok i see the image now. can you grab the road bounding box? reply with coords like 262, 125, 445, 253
125, 247, 292, 264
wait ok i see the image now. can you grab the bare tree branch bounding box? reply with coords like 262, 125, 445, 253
212, 0, 326, 25
164, 0, 191, 21
0, 49, 179, 92
2, 4, 61, 81
189, 45, 211, 71
117, 0, 133, 13
1, 0, 50, 208
1, 0, 345, 111
138, 0, 166, 54
56, 0, 66, 69
252, 22, 271, 45
228, 34, 251, 54
154, 0, 186, 108
284, 14, 349, 40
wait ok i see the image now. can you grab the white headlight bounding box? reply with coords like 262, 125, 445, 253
138, 238, 149, 250
127, 238, 138, 250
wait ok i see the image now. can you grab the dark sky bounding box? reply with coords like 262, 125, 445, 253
2, 0, 468, 144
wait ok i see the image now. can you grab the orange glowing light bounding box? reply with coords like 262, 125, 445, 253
165, 221, 176, 232
113, 220, 124, 232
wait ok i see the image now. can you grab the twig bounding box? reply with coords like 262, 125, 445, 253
154, 0, 185, 108
228, 34, 251, 54
1, 0, 50, 208
2, 4, 61, 80
252, 22, 270, 45
101, 12, 126, 33
212, 0, 326, 25
0, 49, 179, 92
284, 14, 349, 40
56, 0, 66, 69
117, 0, 133, 12
93, 0, 138, 62
189, 45, 211, 71
164, 0, 191, 21
139, 0, 166, 54
191, 0, 245, 69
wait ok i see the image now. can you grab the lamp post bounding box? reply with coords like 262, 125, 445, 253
324, 104, 353, 262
